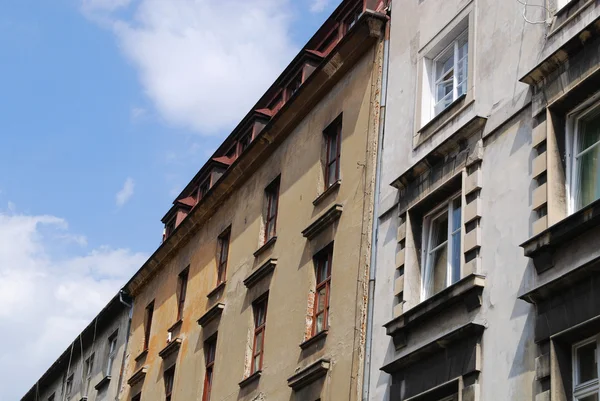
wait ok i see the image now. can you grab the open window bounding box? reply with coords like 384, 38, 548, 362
430, 31, 468, 118
421, 193, 462, 300
264, 177, 280, 244
323, 116, 342, 190
176, 268, 189, 321
313, 244, 333, 336
251, 296, 268, 374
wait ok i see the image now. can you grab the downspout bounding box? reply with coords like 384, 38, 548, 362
115, 289, 133, 401
362, 4, 391, 401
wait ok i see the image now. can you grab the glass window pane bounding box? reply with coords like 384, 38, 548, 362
328, 135, 338, 160
317, 288, 327, 312
253, 355, 261, 372
579, 115, 600, 152
316, 313, 324, 333
430, 212, 449, 249
255, 331, 263, 353
576, 145, 600, 209
577, 342, 598, 384
436, 52, 454, 80
578, 395, 599, 401
432, 246, 448, 295
328, 163, 337, 186
317, 261, 328, 282
451, 199, 461, 231
450, 232, 461, 284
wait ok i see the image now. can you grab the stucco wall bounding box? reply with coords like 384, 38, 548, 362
122, 41, 382, 401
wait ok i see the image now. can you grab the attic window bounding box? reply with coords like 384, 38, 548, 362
286, 72, 303, 101
317, 29, 339, 54
198, 179, 210, 201
238, 132, 252, 154
343, 6, 361, 34
268, 92, 284, 113
226, 145, 237, 159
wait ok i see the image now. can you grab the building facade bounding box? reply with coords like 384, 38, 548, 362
21, 294, 131, 401
366, 0, 600, 401
120, 1, 389, 401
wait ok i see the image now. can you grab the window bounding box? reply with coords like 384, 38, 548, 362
421, 194, 462, 300
568, 102, 600, 213
144, 301, 154, 351
238, 132, 252, 155
573, 335, 600, 401
343, 6, 361, 33
432, 30, 468, 117
264, 178, 280, 243
176, 268, 189, 321
65, 374, 74, 399
251, 296, 268, 374
106, 331, 118, 375
202, 337, 217, 401
286, 73, 303, 100
48, 393, 55, 401
217, 229, 230, 285
313, 245, 333, 335
198, 179, 210, 201
324, 117, 342, 189
132, 392, 142, 401
164, 217, 176, 241
268, 92, 284, 114
84, 353, 94, 395
164, 365, 175, 401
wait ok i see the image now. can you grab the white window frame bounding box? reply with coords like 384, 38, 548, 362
572, 334, 600, 400
84, 353, 94, 396
431, 30, 468, 118
106, 331, 118, 376
421, 192, 462, 301
565, 95, 600, 215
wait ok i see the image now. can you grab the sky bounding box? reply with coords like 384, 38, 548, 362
0, 0, 339, 399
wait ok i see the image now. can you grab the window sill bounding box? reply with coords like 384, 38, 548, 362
301, 204, 343, 240
253, 236, 277, 258
244, 258, 277, 289
415, 94, 471, 148
94, 375, 111, 391
384, 274, 485, 350
167, 319, 183, 333
206, 281, 226, 299
299, 329, 328, 349
287, 358, 330, 390
127, 366, 147, 386
521, 198, 600, 273
238, 370, 262, 388
134, 349, 148, 363
312, 180, 341, 206
158, 338, 182, 359
197, 303, 225, 327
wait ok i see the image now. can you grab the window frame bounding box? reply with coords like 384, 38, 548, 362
566, 96, 600, 215
264, 178, 280, 243
143, 301, 154, 351
420, 192, 463, 301
106, 330, 118, 375
84, 353, 94, 396
132, 393, 142, 401
197, 178, 211, 201
431, 30, 468, 118
312, 245, 333, 336
572, 334, 600, 400
324, 117, 342, 189
65, 373, 74, 399
164, 365, 176, 401
202, 336, 217, 401
217, 229, 231, 286
176, 268, 189, 321
251, 296, 268, 375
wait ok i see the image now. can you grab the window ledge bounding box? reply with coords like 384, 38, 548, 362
127, 366, 147, 387
381, 322, 485, 374
167, 319, 183, 333
299, 329, 328, 350
417, 93, 467, 137
94, 375, 111, 391
287, 358, 330, 391
158, 338, 182, 359
520, 198, 600, 273
238, 370, 262, 388
206, 281, 226, 299
301, 204, 343, 240
384, 274, 485, 350
312, 180, 341, 206
197, 303, 225, 327
253, 236, 277, 258
134, 349, 148, 363
244, 258, 277, 289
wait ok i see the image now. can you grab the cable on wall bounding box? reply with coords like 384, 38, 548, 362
517, 0, 552, 24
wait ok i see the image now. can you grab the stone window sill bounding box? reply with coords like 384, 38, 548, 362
206, 281, 226, 299
167, 319, 182, 333
287, 358, 330, 390
244, 258, 277, 289
238, 370, 261, 388
197, 303, 225, 327
158, 338, 182, 359
384, 274, 485, 349
299, 329, 328, 349
94, 375, 111, 391
253, 236, 277, 258
521, 198, 600, 273
312, 180, 341, 206
134, 349, 148, 363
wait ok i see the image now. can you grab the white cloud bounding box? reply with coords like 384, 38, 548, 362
0, 209, 147, 400
310, 0, 330, 13
86, 0, 298, 134
116, 177, 135, 207
82, 0, 132, 12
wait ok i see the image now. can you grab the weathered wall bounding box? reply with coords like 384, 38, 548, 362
122, 41, 382, 401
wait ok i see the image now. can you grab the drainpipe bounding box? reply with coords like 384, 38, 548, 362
115, 289, 133, 401
362, 4, 391, 401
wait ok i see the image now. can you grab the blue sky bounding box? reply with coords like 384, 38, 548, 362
0, 0, 338, 399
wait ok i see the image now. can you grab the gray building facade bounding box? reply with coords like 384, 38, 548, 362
22, 294, 131, 401
366, 0, 600, 401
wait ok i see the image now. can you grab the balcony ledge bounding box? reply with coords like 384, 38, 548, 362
287, 358, 330, 391
302, 204, 343, 240
244, 258, 277, 288
384, 274, 485, 350
520, 198, 600, 273
381, 322, 485, 374
197, 303, 225, 327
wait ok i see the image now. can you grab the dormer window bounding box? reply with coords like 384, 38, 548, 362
164, 217, 176, 242
268, 92, 284, 114
286, 73, 303, 101
343, 7, 361, 34
238, 132, 252, 155
225, 145, 237, 160
197, 179, 210, 201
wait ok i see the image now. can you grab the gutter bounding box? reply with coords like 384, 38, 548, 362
362, 4, 391, 400
115, 290, 133, 401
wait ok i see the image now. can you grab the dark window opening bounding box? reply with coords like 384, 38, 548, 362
324, 116, 342, 189
252, 296, 268, 374
217, 229, 230, 285
313, 245, 333, 335
264, 178, 280, 243
164, 365, 175, 401
202, 336, 217, 401
144, 301, 154, 351
177, 268, 189, 321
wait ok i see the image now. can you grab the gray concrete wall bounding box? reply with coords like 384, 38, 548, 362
367, 0, 600, 400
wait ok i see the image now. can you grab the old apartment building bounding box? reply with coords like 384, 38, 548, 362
119, 1, 389, 401
365, 0, 600, 401
22, 294, 131, 401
